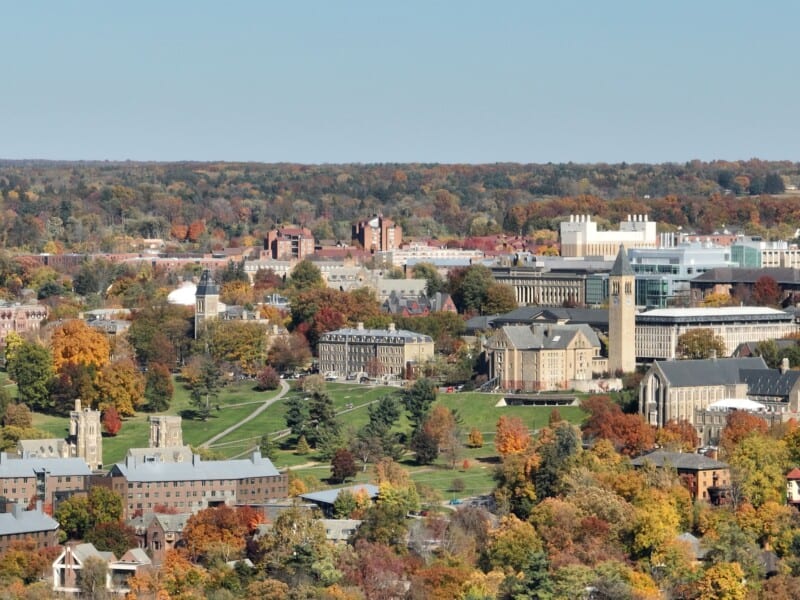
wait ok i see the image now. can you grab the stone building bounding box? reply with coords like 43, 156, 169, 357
0, 302, 48, 346
317, 323, 434, 379
17, 399, 103, 470
149, 416, 183, 448
194, 269, 219, 338
485, 323, 604, 392
608, 245, 636, 374
635, 306, 798, 361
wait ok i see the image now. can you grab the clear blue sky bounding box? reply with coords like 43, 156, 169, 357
2, 1, 798, 164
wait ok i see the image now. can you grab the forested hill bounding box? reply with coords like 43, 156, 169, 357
1, 159, 799, 252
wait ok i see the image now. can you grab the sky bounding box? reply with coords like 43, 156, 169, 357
1, 1, 798, 164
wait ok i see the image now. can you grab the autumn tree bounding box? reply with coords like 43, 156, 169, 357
467, 427, 484, 448
287, 259, 324, 292
495, 415, 531, 456
656, 419, 700, 452
720, 410, 769, 456
92, 359, 145, 416
482, 282, 518, 315
206, 320, 268, 376
51, 319, 110, 373
752, 275, 783, 306
676, 328, 727, 359
331, 448, 358, 483
267, 332, 312, 373
581, 395, 656, 456
255, 365, 280, 390
102, 405, 121, 436
182, 505, 249, 563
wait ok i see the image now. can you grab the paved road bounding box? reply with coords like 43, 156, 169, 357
200, 379, 290, 448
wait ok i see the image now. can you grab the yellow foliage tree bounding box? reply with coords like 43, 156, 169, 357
695, 562, 746, 600
51, 319, 110, 373
92, 359, 145, 416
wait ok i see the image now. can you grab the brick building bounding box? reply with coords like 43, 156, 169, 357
0, 502, 59, 552
104, 451, 287, 519
352, 215, 402, 252
265, 226, 316, 260
0, 453, 92, 511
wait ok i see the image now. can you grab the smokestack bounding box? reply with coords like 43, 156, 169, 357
781, 357, 790, 374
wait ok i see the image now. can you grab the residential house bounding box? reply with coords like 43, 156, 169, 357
630, 450, 731, 503
53, 543, 151, 595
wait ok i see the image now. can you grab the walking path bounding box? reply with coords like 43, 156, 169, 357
200, 379, 290, 448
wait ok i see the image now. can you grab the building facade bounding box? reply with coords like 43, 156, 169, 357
0, 303, 48, 346
317, 323, 434, 378
560, 214, 657, 259
105, 451, 287, 519
485, 323, 604, 391
265, 226, 315, 260
352, 215, 402, 252
635, 307, 798, 361
0, 453, 92, 511
631, 451, 731, 502
638, 357, 766, 429
0, 502, 59, 552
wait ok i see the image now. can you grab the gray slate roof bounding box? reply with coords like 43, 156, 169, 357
0, 506, 59, 535
0, 453, 92, 477
300, 484, 380, 506
153, 513, 191, 533
496, 323, 600, 351
195, 269, 219, 296
631, 450, 729, 471
740, 368, 800, 398
610, 245, 634, 276
654, 357, 767, 387
111, 451, 280, 482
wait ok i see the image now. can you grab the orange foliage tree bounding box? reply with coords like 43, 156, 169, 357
182, 506, 253, 563
495, 415, 531, 456
656, 419, 699, 452
51, 319, 111, 373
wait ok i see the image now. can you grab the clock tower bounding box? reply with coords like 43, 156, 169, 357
608, 244, 636, 374
195, 269, 219, 339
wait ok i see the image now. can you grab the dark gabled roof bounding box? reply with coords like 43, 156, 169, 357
495, 323, 600, 350
540, 308, 610, 329
733, 340, 797, 357
693, 267, 800, 285
740, 368, 800, 398
654, 357, 767, 387
610, 245, 634, 277
195, 269, 219, 296
493, 306, 545, 323
631, 450, 728, 471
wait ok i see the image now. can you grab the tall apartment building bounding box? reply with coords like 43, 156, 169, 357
560, 214, 657, 259
265, 226, 316, 260
352, 215, 402, 253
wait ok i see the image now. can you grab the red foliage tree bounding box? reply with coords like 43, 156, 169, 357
102, 405, 122, 436
752, 275, 783, 306
581, 395, 655, 456
720, 410, 769, 455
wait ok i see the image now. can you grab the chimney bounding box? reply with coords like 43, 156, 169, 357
710, 349, 717, 360
356, 322, 364, 331
75, 398, 81, 412
388, 323, 396, 332
11, 503, 23, 519
781, 357, 790, 374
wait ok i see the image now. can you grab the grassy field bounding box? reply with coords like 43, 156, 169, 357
28, 376, 588, 498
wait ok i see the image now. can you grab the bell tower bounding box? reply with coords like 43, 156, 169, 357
608, 245, 636, 374
195, 269, 219, 338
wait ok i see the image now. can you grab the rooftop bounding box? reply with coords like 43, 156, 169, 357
111, 451, 280, 482
631, 450, 729, 471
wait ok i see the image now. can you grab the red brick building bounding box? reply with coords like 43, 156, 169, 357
266, 226, 316, 260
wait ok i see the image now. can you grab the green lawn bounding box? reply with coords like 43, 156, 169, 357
31, 377, 589, 499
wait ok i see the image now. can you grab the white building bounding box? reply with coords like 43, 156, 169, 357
635, 306, 799, 360
560, 214, 658, 259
